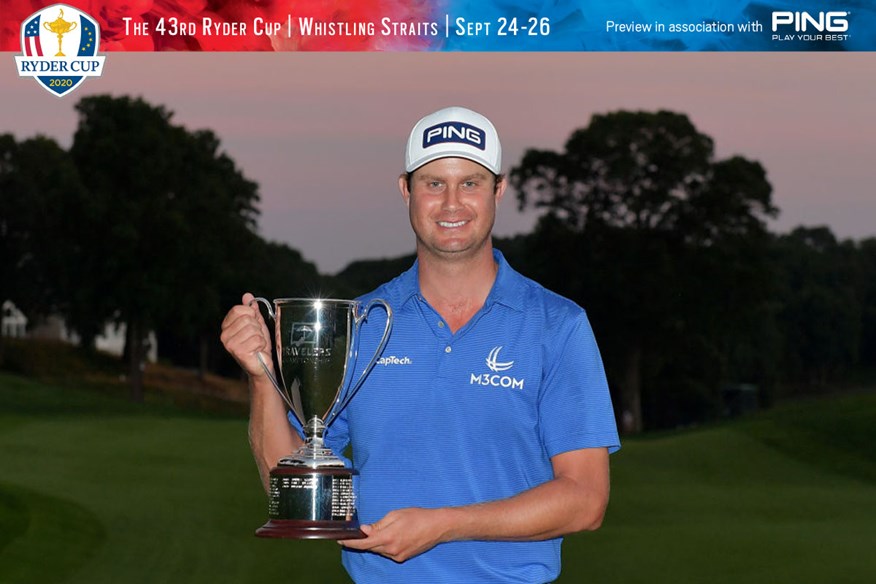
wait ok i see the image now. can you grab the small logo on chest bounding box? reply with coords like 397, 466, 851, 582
471, 346, 525, 390
486, 346, 514, 372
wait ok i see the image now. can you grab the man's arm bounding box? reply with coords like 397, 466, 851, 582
220, 293, 303, 491
339, 446, 610, 563
247, 374, 301, 491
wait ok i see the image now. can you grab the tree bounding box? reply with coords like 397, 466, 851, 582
859, 238, 876, 373
213, 236, 325, 377
157, 128, 262, 380
69, 95, 261, 401
511, 110, 777, 432
772, 227, 863, 389
330, 253, 416, 298
0, 134, 90, 353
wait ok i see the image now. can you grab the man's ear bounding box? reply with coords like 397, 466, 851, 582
399, 174, 411, 207
495, 175, 508, 206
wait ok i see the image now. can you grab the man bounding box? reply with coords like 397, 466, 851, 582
221, 106, 620, 583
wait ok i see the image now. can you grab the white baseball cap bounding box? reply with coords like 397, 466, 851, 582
405, 106, 502, 174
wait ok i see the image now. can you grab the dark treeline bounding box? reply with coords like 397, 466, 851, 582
336, 111, 876, 432
1, 95, 322, 401
2, 96, 874, 430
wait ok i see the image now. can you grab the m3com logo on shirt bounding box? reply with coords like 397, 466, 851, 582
471, 346, 524, 390
485, 346, 514, 372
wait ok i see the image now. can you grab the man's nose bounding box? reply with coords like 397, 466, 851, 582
442, 184, 462, 210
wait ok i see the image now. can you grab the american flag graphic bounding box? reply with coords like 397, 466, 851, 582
22, 15, 43, 57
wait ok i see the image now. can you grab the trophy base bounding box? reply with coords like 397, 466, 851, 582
256, 519, 365, 540
257, 465, 365, 540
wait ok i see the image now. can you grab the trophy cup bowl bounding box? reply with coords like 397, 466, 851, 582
250, 297, 392, 539
43, 9, 77, 57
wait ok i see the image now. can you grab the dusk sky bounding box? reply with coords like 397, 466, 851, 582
2, 52, 873, 274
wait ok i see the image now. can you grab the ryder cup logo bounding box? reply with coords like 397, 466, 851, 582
14, 4, 105, 97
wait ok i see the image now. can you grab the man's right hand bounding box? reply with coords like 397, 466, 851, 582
219, 292, 274, 379
222, 293, 299, 490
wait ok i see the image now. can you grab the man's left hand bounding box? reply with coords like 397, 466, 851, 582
339, 507, 451, 563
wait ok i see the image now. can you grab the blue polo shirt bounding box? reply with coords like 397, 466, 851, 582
322, 250, 619, 584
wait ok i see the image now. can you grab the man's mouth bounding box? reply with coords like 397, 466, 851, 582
437, 220, 468, 228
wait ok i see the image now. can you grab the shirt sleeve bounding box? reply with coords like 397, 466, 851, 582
538, 310, 621, 457
286, 411, 305, 440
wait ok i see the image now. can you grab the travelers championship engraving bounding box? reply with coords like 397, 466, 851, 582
283, 322, 333, 359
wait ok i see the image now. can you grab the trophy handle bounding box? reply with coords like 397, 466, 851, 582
325, 299, 393, 427
248, 297, 297, 413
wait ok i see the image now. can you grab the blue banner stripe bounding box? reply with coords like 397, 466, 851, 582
437, 0, 874, 51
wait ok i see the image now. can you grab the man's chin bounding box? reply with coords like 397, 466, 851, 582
420, 239, 491, 260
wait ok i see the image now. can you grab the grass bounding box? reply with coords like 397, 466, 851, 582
567, 423, 876, 583
0, 372, 348, 583
1, 371, 875, 583
0, 482, 105, 584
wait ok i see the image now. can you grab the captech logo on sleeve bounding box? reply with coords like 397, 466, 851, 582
14, 4, 105, 97
377, 356, 413, 366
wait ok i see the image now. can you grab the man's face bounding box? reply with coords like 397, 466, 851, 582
399, 157, 506, 261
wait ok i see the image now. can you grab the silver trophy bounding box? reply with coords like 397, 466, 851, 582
249, 297, 392, 539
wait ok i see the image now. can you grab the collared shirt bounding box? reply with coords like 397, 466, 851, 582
322, 249, 619, 584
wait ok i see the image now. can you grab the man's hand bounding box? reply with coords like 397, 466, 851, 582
219, 292, 274, 379
338, 448, 609, 562
339, 508, 452, 563
221, 293, 299, 490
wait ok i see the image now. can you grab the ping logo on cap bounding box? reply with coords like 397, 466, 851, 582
422, 121, 486, 151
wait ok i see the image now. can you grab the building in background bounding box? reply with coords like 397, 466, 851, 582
1, 301, 28, 338
1, 300, 157, 362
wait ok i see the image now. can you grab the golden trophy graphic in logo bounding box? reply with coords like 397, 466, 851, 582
43, 8, 77, 57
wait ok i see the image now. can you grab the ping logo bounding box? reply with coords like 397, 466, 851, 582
485, 346, 514, 373
422, 121, 486, 151
771, 11, 849, 32
14, 4, 105, 97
